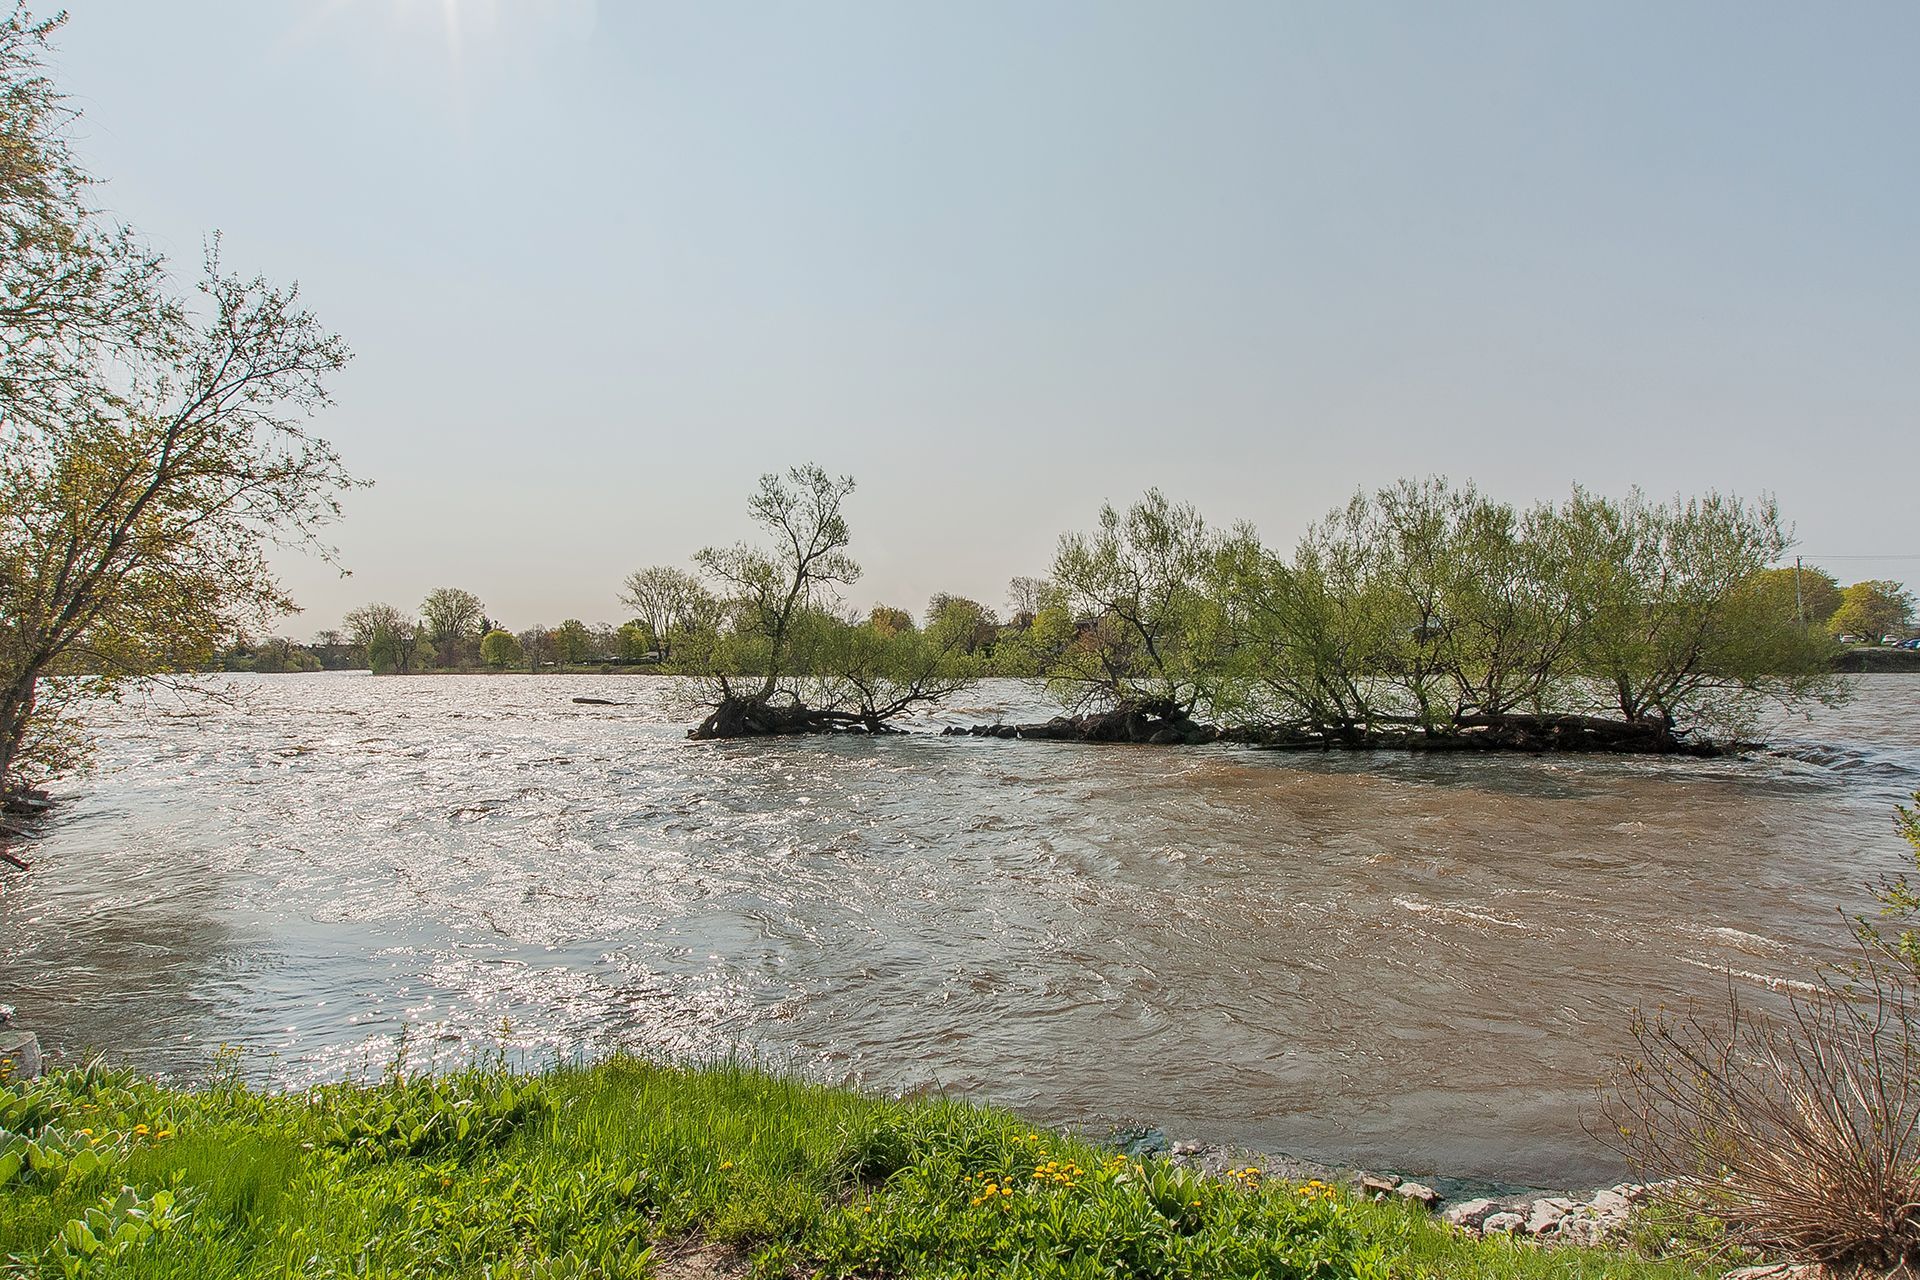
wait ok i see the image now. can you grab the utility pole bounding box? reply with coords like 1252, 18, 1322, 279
1794, 556, 1805, 628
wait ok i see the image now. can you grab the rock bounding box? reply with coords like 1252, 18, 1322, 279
1525, 1197, 1575, 1236
1356, 1173, 1401, 1199
1441, 1198, 1501, 1230
0, 1030, 42, 1080
1589, 1189, 1631, 1217
570, 697, 626, 706
1394, 1181, 1439, 1208
1482, 1212, 1525, 1235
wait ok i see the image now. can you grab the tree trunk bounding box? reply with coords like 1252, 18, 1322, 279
0, 674, 40, 798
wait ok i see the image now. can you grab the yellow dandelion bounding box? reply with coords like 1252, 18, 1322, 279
719, 1161, 734, 1170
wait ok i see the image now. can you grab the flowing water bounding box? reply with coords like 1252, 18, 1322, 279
3, 674, 1917, 1187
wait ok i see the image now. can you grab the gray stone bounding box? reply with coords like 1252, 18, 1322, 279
1482, 1212, 1525, 1235
1589, 1189, 1632, 1217
0, 1030, 41, 1080
1440, 1198, 1501, 1229
1356, 1173, 1401, 1199
1394, 1181, 1439, 1208
1525, 1197, 1575, 1236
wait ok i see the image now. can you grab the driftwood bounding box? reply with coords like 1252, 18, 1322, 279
570, 697, 629, 707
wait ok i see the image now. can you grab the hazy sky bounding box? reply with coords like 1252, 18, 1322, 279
50, 1, 1920, 633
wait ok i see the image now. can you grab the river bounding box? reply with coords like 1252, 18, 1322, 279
3, 674, 1916, 1187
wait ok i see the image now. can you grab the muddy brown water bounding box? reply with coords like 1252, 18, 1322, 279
3, 674, 1916, 1187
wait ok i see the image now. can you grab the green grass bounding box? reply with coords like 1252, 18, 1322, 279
0, 1055, 1714, 1280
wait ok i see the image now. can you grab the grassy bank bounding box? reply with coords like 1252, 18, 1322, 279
0, 1056, 1711, 1280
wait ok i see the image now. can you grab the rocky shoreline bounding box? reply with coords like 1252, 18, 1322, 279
1125, 1130, 1651, 1247
946, 707, 1735, 756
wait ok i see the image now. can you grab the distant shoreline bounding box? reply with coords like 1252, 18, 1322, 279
1833, 647, 1920, 673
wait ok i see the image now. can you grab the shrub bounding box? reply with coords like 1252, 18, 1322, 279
1602, 792, 1920, 1269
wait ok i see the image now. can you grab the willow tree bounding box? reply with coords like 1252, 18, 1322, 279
1044, 489, 1245, 730
1555, 488, 1838, 735
686, 465, 861, 737
0, 12, 355, 797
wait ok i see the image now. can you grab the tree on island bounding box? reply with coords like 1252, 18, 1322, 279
966, 480, 1843, 751
0, 12, 356, 798
1041, 488, 1244, 739
683, 465, 979, 737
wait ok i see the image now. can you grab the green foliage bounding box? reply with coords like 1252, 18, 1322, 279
691, 465, 861, 705
307, 1072, 547, 1166
619, 566, 714, 662
1042, 480, 1842, 740
615, 621, 656, 663
479, 628, 522, 670
343, 603, 420, 674
1047, 489, 1244, 716
553, 619, 593, 665
1828, 580, 1916, 644
866, 606, 915, 637
0, 1056, 1703, 1280
1747, 566, 1843, 629
0, 14, 355, 791
420, 588, 486, 667
1858, 792, 1920, 969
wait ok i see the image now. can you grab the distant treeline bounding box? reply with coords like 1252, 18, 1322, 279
249, 470, 1913, 751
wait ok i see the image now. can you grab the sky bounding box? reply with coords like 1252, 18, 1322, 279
46, 1, 1920, 634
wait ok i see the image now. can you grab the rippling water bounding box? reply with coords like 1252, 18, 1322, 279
3, 674, 1917, 1186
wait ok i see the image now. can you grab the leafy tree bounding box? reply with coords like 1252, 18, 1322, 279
866, 606, 915, 637
1046, 490, 1241, 719
421, 587, 486, 667
553, 619, 593, 665
619, 566, 710, 661
0, 15, 354, 794
1749, 565, 1844, 629
1829, 580, 1915, 644
925, 595, 999, 655
479, 629, 521, 670
342, 604, 420, 674
1005, 575, 1061, 628
616, 621, 656, 662
821, 613, 980, 730
1559, 489, 1837, 732
517, 627, 554, 672
687, 465, 860, 734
